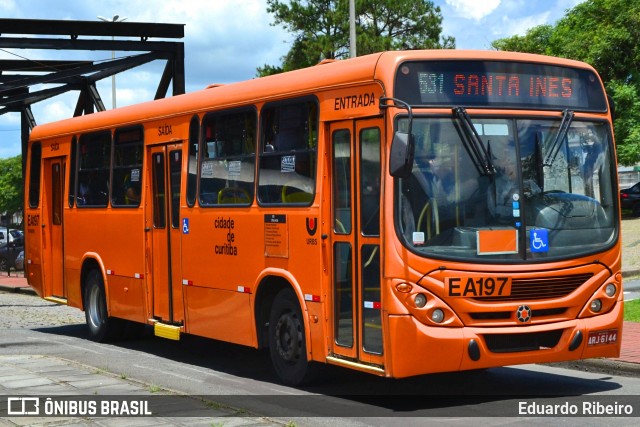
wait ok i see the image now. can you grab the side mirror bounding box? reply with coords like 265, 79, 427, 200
389, 131, 414, 178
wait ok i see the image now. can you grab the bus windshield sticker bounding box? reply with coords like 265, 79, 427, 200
201, 161, 214, 178
131, 168, 141, 182
281, 155, 295, 173
228, 160, 241, 177
412, 231, 425, 246
530, 229, 549, 253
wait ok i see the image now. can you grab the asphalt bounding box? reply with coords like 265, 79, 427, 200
0, 271, 639, 423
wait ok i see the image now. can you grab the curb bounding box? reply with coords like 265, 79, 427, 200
548, 358, 640, 377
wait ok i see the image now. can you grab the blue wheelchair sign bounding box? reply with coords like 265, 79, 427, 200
530, 229, 549, 252
182, 218, 189, 234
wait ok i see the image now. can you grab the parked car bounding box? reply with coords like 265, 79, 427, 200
0, 229, 23, 245
14, 250, 24, 271
620, 181, 640, 216
0, 241, 23, 272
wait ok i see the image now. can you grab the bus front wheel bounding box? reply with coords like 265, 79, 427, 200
268, 288, 316, 386
83, 269, 123, 342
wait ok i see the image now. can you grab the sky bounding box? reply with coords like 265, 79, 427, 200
0, 0, 586, 158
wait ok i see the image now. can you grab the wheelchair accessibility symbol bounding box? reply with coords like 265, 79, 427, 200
182, 218, 189, 234
530, 229, 548, 252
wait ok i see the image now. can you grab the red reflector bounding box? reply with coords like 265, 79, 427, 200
237, 286, 250, 293
182, 279, 193, 286
134, 273, 144, 279
305, 294, 320, 302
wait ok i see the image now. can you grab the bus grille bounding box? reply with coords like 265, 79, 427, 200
474, 273, 593, 302
482, 330, 564, 353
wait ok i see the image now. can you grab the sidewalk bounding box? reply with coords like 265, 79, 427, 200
0, 355, 277, 425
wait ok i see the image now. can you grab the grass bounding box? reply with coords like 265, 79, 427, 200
624, 299, 640, 322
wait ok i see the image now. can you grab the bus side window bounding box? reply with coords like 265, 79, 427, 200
258, 99, 318, 205
111, 127, 143, 207
77, 132, 111, 207
198, 108, 256, 207
186, 115, 199, 207
28, 142, 42, 208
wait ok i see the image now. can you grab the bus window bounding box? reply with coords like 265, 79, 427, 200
199, 108, 256, 206
186, 116, 199, 207
111, 127, 143, 207
360, 128, 381, 236
28, 142, 42, 208
332, 129, 351, 234
169, 150, 182, 228
259, 100, 318, 205
153, 153, 166, 228
77, 132, 111, 207
68, 137, 77, 208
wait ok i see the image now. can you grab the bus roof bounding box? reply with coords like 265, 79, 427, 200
29, 50, 599, 141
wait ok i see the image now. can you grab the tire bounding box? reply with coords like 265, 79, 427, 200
83, 269, 124, 342
268, 288, 317, 386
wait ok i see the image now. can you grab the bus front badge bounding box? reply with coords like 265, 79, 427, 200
516, 305, 532, 323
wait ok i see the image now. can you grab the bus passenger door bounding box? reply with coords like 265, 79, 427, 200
329, 119, 384, 367
42, 157, 66, 299
148, 144, 184, 326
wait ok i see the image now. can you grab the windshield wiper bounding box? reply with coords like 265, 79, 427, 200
452, 107, 495, 176
544, 109, 574, 167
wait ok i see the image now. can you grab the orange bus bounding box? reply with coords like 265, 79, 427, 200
24, 50, 623, 385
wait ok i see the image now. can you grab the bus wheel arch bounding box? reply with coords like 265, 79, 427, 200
80, 258, 124, 342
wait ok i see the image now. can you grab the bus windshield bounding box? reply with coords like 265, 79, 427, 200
396, 115, 617, 261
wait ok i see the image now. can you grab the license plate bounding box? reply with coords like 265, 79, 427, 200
446, 276, 512, 298
587, 329, 618, 346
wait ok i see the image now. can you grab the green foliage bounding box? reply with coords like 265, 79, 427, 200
491, 0, 640, 165
258, 0, 454, 77
0, 155, 23, 219
625, 299, 640, 322
490, 25, 554, 55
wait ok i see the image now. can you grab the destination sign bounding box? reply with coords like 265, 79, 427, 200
394, 60, 608, 111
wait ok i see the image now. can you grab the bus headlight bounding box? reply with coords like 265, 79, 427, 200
431, 309, 445, 323
605, 284, 616, 297
415, 293, 427, 308
590, 299, 602, 313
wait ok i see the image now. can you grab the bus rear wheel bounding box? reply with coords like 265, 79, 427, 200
268, 288, 316, 386
83, 269, 123, 342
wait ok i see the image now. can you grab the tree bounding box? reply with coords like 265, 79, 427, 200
258, 0, 454, 77
356, 0, 455, 54
0, 155, 23, 225
491, 0, 640, 165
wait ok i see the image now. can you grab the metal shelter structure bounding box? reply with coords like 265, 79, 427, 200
0, 18, 185, 165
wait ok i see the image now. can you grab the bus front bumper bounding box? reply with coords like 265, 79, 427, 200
386, 300, 623, 378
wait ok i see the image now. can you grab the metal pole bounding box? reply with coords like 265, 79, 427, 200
349, 0, 356, 58
97, 15, 127, 109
